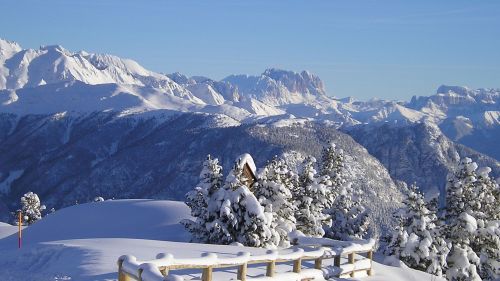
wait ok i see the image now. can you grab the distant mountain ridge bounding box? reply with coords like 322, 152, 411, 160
2, 38, 498, 160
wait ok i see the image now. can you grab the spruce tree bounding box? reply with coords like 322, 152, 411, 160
475, 220, 500, 280
327, 182, 370, 240
471, 166, 499, 280
319, 142, 345, 210
384, 206, 408, 257
385, 184, 449, 277
181, 155, 225, 243
446, 214, 481, 281
445, 158, 483, 281
294, 156, 331, 237
401, 184, 449, 276
320, 142, 370, 240
254, 157, 296, 247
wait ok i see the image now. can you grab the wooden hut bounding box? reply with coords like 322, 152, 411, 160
236, 153, 257, 191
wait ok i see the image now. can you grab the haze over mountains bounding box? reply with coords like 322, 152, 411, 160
0, 39, 498, 225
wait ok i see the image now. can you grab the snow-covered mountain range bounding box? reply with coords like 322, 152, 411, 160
1, 38, 498, 157
0, 39, 498, 224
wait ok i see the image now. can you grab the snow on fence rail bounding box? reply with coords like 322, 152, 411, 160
117, 238, 374, 281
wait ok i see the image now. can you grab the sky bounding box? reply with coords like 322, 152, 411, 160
1, 0, 499, 100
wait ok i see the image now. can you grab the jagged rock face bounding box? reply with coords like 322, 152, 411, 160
261, 68, 326, 97
344, 122, 500, 202
0, 112, 402, 236
223, 69, 327, 106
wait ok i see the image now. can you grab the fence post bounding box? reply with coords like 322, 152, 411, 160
266, 261, 276, 277
237, 263, 247, 281
367, 250, 373, 276
293, 258, 302, 273
159, 266, 169, 276
334, 255, 340, 267
314, 257, 322, 270
202, 266, 213, 281
137, 268, 143, 281
348, 253, 355, 277
117, 258, 130, 281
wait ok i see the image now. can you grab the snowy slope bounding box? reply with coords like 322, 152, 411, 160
0, 221, 18, 239
0, 200, 443, 281
0, 81, 204, 115
1, 199, 191, 245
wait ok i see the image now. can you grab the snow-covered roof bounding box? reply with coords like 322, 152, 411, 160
237, 153, 257, 175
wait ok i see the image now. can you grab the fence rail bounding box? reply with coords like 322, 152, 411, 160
117, 238, 375, 281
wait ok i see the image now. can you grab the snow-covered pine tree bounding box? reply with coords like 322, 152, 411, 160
383, 182, 412, 257
475, 220, 500, 280
326, 182, 370, 240
294, 156, 331, 237
445, 158, 480, 225
18, 191, 46, 225
399, 184, 449, 276
445, 213, 482, 280
219, 158, 274, 247
471, 166, 499, 280
319, 142, 345, 210
181, 155, 225, 243
445, 158, 483, 281
319, 141, 370, 240
384, 207, 408, 257
254, 156, 297, 247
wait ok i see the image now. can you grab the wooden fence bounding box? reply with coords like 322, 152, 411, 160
117, 238, 374, 281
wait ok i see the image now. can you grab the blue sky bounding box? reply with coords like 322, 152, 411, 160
1, 0, 499, 100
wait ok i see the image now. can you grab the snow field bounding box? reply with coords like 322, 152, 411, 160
0, 200, 448, 280
0, 221, 19, 239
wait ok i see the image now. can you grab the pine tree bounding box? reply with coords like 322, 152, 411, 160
384, 206, 408, 257
445, 158, 483, 281
318, 142, 345, 210
474, 167, 499, 221
475, 220, 500, 280
385, 184, 449, 277
294, 156, 331, 237
18, 191, 46, 225
219, 158, 274, 247
471, 166, 499, 280
181, 155, 225, 243
327, 182, 370, 240
254, 157, 296, 247
445, 158, 480, 224
401, 184, 449, 276
320, 142, 370, 240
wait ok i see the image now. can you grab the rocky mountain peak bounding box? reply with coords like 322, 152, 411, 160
262, 68, 326, 96
436, 85, 471, 96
